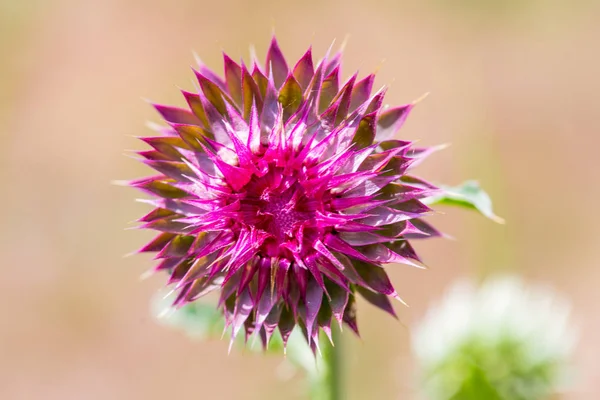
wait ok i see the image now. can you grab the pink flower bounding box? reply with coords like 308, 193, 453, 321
129, 37, 441, 350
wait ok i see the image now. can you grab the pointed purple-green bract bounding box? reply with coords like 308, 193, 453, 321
129, 37, 442, 350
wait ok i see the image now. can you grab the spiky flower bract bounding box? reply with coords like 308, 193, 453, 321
412, 276, 577, 400
129, 37, 442, 351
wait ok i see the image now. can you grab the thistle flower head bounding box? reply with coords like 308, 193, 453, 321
412, 276, 577, 399
129, 37, 442, 350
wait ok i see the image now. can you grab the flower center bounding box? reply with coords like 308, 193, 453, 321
263, 197, 298, 235
238, 165, 320, 258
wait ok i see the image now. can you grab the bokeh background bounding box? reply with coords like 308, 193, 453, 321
1, 0, 599, 398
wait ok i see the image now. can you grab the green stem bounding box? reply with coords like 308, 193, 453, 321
310, 327, 343, 400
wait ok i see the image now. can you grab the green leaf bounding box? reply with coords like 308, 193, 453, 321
424, 180, 504, 224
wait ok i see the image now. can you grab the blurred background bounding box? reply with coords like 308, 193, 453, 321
1, 0, 598, 398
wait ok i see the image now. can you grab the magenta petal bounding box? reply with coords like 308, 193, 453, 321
137, 207, 176, 223
181, 90, 209, 128
260, 77, 281, 136
265, 36, 289, 89
330, 195, 375, 210
241, 63, 264, 120
356, 285, 397, 318
359, 206, 414, 226
324, 233, 378, 264
230, 289, 254, 343
318, 259, 350, 291
314, 239, 346, 271
325, 51, 342, 76
342, 294, 359, 336
247, 101, 262, 154
390, 199, 432, 215
157, 235, 194, 258
376, 104, 413, 141
349, 74, 375, 112
130, 176, 188, 198
177, 257, 216, 288
153, 104, 202, 126
304, 279, 323, 340
358, 147, 406, 173
279, 74, 303, 121
236, 261, 258, 295
255, 285, 276, 330
406, 144, 448, 168
194, 70, 229, 116
342, 175, 399, 197
352, 260, 397, 296
319, 66, 340, 113
357, 243, 423, 268
340, 145, 378, 174
296, 254, 326, 293
195, 58, 227, 91
338, 231, 391, 246
317, 304, 333, 344
263, 304, 282, 345
401, 219, 442, 239
366, 87, 386, 114
278, 306, 295, 348
293, 48, 314, 90
137, 232, 176, 253
223, 53, 243, 105
143, 160, 194, 182
327, 282, 349, 326
212, 158, 252, 191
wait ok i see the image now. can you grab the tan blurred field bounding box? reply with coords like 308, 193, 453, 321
1, 0, 599, 398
